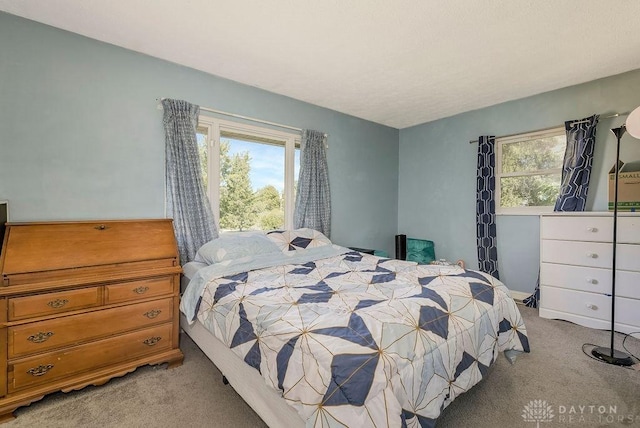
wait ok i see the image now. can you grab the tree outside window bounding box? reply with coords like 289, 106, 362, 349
197, 119, 300, 231
497, 129, 565, 214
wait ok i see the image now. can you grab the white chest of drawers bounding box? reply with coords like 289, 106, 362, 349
539, 212, 640, 334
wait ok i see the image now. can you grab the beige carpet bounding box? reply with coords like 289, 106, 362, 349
5, 306, 640, 428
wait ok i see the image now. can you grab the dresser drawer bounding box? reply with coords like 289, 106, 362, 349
541, 216, 612, 242
8, 287, 101, 321
619, 217, 640, 244
540, 263, 611, 294
540, 286, 639, 328
540, 263, 640, 299
9, 323, 173, 392
541, 240, 612, 269
617, 270, 640, 300
540, 286, 610, 321
617, 243, 640, 272
541, 215, 640, 243
8, 298, 173, 358
105, 276, 174, 304
615, 297, 640, 328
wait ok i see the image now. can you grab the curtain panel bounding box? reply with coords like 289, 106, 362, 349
163, 99, 218, 263
476, 136, 500, 280
554, 115, 599, 211
524, 114, 599, 308
294, 130, 331, 237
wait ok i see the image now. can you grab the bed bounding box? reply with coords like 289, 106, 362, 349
179, 229, 530, 427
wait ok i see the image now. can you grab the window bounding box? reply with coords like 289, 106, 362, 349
197, 117, 300, 232
496, 127, 566, 214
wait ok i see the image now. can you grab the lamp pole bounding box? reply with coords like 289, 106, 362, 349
591, 126, 634, 366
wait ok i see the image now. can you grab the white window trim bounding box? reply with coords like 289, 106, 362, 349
496, 126, 565, 215
198, 116, 300, 230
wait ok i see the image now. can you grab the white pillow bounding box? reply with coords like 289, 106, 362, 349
194, 233, 281, 265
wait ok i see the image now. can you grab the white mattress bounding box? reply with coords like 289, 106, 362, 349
180, 262, 304, 428
180, 261, 207, 293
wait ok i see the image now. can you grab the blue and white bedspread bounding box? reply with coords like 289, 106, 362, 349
181, 246, 530, 428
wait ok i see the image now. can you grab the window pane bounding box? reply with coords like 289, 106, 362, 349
500, 174, 561, 208
196, 131, 208, 195
219, 137, 285, 232
502, 136, 565, 173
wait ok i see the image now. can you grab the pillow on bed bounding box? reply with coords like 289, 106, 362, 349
266, 228, 332, 252
194, 233, 281, 265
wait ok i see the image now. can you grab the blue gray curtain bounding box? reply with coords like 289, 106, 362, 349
524, 114, 599, 307
163, 99, 218, 264
554, 114, 599, 211
294, 129, 331, 237
476, 136, 499, 279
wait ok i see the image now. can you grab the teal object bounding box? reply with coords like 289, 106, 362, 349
406, 238, 435, 264
374, 249, 388, 258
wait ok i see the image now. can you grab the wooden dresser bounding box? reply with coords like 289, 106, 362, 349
539, 212, 640, 334
0, 219, 183, 421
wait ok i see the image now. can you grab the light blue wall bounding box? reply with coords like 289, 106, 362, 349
5, 13, 640, 284
0, 12, 399, 256
399, 69, 640, 293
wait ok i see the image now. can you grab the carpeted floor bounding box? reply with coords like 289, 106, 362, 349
4, 306, 640, 427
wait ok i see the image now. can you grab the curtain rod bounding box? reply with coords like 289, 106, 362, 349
468, 111, 630, 144
157, 98, 327, 137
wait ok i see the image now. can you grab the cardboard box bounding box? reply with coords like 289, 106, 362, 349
609, 160, 640, 211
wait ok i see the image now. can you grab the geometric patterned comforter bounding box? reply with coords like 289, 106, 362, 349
182, 249, 530, 428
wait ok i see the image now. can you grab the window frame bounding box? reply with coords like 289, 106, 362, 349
495, 126, 566, 215
197, 116, 300, 231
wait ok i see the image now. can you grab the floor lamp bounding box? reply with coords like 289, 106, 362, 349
591, 106, 640, 366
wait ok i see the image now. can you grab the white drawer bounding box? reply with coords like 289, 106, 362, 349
541, 215, 640, 243
541, 240, 612, 269
540, 263, 610, 294
617, 270, 640, 300
540, 286, 610, 321
619, 217, 640, 244
616, 297, 640, 328
541, 216, 612, 242
617, 243, 640, 272
540, 263, 640, 299
540, 286, 639, 328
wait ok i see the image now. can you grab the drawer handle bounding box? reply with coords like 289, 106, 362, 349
94, 224, 110, 230
586, 303, 598, 311
143, 336, 162, 346
27, 364, 54, 377
586, 278, 598, 284
27, 331, 55, 344
143, 309, 162, 319
47, 299, 69, 309
586, 227, 598, 233
586, 253, 598, 259
133, 286, 150, 295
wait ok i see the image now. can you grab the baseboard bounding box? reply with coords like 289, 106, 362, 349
509, 290, 531, 304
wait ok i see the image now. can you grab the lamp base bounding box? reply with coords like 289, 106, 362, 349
591, 347, 635, 366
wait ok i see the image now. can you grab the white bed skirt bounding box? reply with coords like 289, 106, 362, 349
180, 314, 305, 428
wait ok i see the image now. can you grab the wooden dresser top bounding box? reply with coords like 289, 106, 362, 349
0, 219, 179, 287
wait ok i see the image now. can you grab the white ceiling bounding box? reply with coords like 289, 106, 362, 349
2, 1, 640, 129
